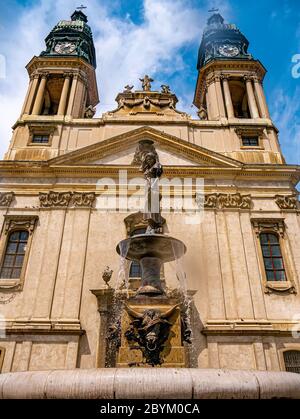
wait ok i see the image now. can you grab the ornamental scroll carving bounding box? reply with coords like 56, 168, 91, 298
3, 215, 38, 235
275, 195, 299, 210
39, 192, 72, 208
0, 192, 14, 207
39, 192, 96, 208
72, 192, 96, 208
196, 193, 252, 210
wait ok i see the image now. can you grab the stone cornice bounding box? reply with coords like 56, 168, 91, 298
25, 55, 99, 107
0, 162, 299, 183
194, 59, 266, 108
202, 320, 300, 336
12, 113, 277, 131
46, 126, 243, 168
3, 319, 84, 335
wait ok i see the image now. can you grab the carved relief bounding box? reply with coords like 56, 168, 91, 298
196, 193, 252, 210
3, 215, 38, 235
106, 78, 188, 117
72, 192, 96, 208
124, 305, 180, 366
0, 293, 17, 304
275, 195, 299, 210
39, 191, 72, 208
39, 192, 95, 208
0, 192, 14, 207
251, 218, 286, 238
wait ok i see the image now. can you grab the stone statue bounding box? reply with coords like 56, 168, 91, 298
139, 75, 154, 91
133, 140, 163, 233
161, 84, 171, 94
102, 266, 113, 287
197, 106, 208, 120
125, 305, 179, 366
123, 85, 134, 93
84, 105, 96, 118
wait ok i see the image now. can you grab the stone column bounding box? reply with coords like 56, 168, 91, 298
66, 73, 79, 116
215, 75, 226, 118
22, 74, 40, 115
245, 76, 260, 119
31, 73, 48, 116
57, 73, 71, 116
205, 88, 212, 120
206, 77, 219, 120
221, 75, 234, 119
91, 289, 114, 368
253, 76, 270, 118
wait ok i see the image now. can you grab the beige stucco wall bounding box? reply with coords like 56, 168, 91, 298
0, 177, 299, 372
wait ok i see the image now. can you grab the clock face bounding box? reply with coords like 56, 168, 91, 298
54, 42, 76, 54
219, 44, 239, 57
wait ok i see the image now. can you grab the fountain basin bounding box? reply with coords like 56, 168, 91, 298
117, 234, 186, 262
1, 369, 300, 399
117, 234, 186, 295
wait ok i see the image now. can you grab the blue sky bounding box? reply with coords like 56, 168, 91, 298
0, 0, 299, 163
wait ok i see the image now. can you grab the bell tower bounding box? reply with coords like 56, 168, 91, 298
194, 13, 270, 122
21, 10, 98, 119
6, 10, 99, 160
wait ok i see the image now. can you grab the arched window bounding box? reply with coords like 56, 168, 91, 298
283, 350, 300, 374
259, 233, 286, 281
0, 230, 29, 279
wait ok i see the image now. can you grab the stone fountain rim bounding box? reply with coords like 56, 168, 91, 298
0, 368, 300, 399
116, 233, 187, 262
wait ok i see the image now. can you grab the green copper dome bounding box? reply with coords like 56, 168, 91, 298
40, 10, 97, 68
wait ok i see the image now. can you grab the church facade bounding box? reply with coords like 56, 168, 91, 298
0, 10, 299, 374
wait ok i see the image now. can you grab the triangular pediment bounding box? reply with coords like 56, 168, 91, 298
48, 126, 243, 168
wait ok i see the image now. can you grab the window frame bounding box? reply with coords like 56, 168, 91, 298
0, 230, 30, 280
242, 136, 259, 147
279, 348, 300, 374
251, 218, 297, 294
259, 232, 286, 282
31, 134, 50, 144
235, 127, 265, 150
27, 124, 56, 147
0, 347, 5, 373
0, 215, 38, 290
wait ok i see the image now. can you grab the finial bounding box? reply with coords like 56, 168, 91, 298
71, 5, 88, 22
77, 4, 87, 11
161, 84, 171, 94
102, 266, 113, 288
124, 85, 134, 93
208, 8, 219, 13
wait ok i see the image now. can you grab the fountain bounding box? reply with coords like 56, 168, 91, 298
114, 139, 191, 367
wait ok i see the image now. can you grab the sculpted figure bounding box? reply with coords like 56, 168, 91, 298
125, 305, 179, 366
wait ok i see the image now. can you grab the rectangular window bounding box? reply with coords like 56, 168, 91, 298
242, 136, 259, 146
32, 134, 49, 144
0, 231, 29, 279
260, 233, 286, 281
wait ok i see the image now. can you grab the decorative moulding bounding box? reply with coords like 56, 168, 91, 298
196, 193, 252, 210
275, 195, 299, 210
3, 215, 39, 236
39, 191, 96, 208
0, 192, 14, 207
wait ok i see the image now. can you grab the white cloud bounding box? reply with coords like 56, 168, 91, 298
0, 0, 232, 158
270, 87, 300, 164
